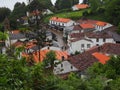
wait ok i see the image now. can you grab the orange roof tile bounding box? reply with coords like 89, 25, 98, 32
80, 23, 95, 29
92, 52, 110, 64
75, 4, 89, 9
11, 30, 20, 34
23, 50, 69, 63
50, 17, 71, 23
96, 21, 107, 26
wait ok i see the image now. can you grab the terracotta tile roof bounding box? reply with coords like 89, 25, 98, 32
70, 31, 112, 39
25, 41, 37, 49
86, 32, 112, 38
9, 30, 26, 40
80, 23, 95, 29
92, 52, 110, 64
68, 43, 120, 71
87, 43, 120, 55
70, 38, 92, 42
12, 41, 24, 47
73, 25, 82, 31
68, 52, 98, 71
11, 30, 20, 34
100, 43, 120, 55
77, 19, 98, 25
50, 17, 71, 23
96, 21, 107, 26
70, 33, 85, 39
75, 4, 89, 9
23, 50, 69, 63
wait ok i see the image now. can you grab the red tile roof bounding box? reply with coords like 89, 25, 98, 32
68, 52, 98, 71
77, 19, 98, 25
73, 25, 82, 31
50, 17, 71, 23
75, 4, 89, 9
80, 23, 95, 29
68, 43, 120, 71
92, 52, 110, 64
23, 50, 69, 63
11, 30, 20, 34
12, 41, 24, 47
96, 21, 107, 26
70, 32, 112, 39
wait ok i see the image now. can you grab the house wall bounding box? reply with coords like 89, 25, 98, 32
5, 38, 26, 47
49, 20, 74, 27
95, 24, 113, 31
54, 60, 78, 74
69, 39, 93, 54
90, 38, 115, 46
72, 6, 78, 11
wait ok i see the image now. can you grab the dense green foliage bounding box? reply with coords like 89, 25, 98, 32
105, 0, 120, 26
55, 0, 79, 10
0, 7, 11, 22
28, 0, 53, 11
1, 55, 120, 90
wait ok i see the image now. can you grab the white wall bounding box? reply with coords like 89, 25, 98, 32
54, 60, 78, 74
69, 39, 93, 54
90, 38, 115, 46
72, 6, 78, 11
49, 20, 74, 27
5, 38, 26, 47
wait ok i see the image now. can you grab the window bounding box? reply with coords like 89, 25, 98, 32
71, 66, 73, 69
61, 64, 63, 67
81, 44, 84, 48
62, 23, 64, 26
87, 44, 91, 48
96, 44, 99, 46
96, 38, 99, 42
103, 38, 106, 42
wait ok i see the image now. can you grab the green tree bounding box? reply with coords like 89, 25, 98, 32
0, 7, 11, 22
105, 0, 120, 25
43, 50, 57, 70
28, 0, 53, 12
55, 0, 79, 10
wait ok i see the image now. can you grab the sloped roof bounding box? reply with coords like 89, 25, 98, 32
68, 52, 98, 71
80, 23, 95, 29
50, 17, 71, 23
96, 21, 107, 26
68, 43, 120, 71
92, 52, 110, 64
75, 4, 89, 9
9, 30, 26, 40
23, 50, 69, 63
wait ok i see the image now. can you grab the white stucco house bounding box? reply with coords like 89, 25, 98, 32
54, 60, 78, 75
95, 21, 113, 31
68, 38, 93, 54
72, 4, 89, 11
68, 32, 115, 54
42, 9, 53, 15
49, 17, 75, 27
5, 30, 26, 47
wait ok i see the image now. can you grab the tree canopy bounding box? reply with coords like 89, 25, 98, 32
55, 0, 79, 10
0, 7, 11, 22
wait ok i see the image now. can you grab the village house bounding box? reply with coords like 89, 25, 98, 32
5, 30, 26, 47
68, 31, 115, 54
72, 4, 89, 11
56, 43, 120, 78
49, 17, 75, 28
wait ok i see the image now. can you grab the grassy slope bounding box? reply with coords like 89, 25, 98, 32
43, 8, 107, 23
43, 9, 90, 23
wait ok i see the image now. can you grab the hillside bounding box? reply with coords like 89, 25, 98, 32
43, 9, 90, 23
